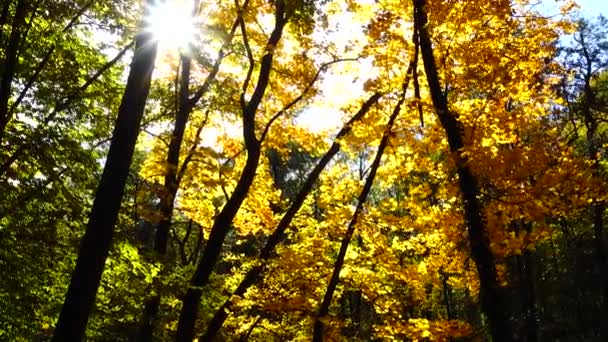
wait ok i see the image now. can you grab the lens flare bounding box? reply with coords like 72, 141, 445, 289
145, 0, 197, 51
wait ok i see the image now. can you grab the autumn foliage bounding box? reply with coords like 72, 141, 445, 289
1, 0, 607, 340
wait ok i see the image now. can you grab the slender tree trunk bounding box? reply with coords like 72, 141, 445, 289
51, 19, 158, 341
174, 3, 288, 340
520, 250, 539, 341
586, 124, 608, 338
157, 54, 191, 255
0, 0, 27, 139
440, 272, 455, 341
515, 222, 538, 342
176, 139, 261, 342
137, 295, 161, 342
312, 73, 409, 341
412, 1, 510, 340
136, 54, 192, 342
440, 269, 453, 320
523, 224, 539, 342
581, 65, 608, 337
199, 93, 381, 340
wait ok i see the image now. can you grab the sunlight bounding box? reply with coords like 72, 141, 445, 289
145, 0, 198, 52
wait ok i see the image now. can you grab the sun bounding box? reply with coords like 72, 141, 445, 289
145, 0, 198, 52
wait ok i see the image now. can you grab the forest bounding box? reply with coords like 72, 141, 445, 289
1, 0, 608, 340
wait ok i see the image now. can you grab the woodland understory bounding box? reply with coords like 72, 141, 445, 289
1, 0, 608, 341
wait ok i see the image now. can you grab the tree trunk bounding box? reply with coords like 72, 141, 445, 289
137, 54, 192, 341
588, 141, 608, 338
51, 17, 158, 341
581, 61, 608, 338
312, 73, 409, 341
515, 222, 538, 342
413, 1, 510, 340
199, 93, 381, 341
174, 3, 287, 340
0, 0, 27, 139
521, 250, 539, 341
441, 269, 453, 320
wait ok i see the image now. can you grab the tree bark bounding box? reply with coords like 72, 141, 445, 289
199, 93, 381, 341
51, 19, 158, 341
136, 53, 192, 341
412, 1, 510, 340
440, 269, 453, 320
174, 2, 288, 340
0, 0, 27, 139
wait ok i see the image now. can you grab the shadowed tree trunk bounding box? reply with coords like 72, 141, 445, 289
199, 93, 381, 341
156, 54, 192, 256
137, 2, 247, 337
51, 12, 158, 341
136, 53, 192, 342
412, 0, 510, 340
582, 72, 608, 340
0, 0, 27, 140
174, 2, 288, 340
515, 222, 539, 342
312, 67, 410, 341
440, 268, 453, 320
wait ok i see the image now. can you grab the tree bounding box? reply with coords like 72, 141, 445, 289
560, 15, 608, 338
51, 3, 158, 339
4, 0, 608, 340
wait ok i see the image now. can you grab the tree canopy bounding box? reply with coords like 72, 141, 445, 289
1, 0, 608, 340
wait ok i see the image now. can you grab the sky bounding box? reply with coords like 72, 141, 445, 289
541, 0, 608, 17
571, 0, 608, 16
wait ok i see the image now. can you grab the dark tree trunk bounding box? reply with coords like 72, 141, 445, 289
312, 73, 409, 341
156, 54, 191, 255
137, 295, 161, 342
137, 54, 192, 342
175, 142, 261, 341
199, 93, 381, 341
514, 222, 538, 342
588, 130, 608, 339
0, 0, 27, 139
174, 3, 287, 340
441, 269, 453, 320
413, 1, 510, 340
51, 22, 158, 341
520, 250, 539, 341
580, 53, 608, 337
